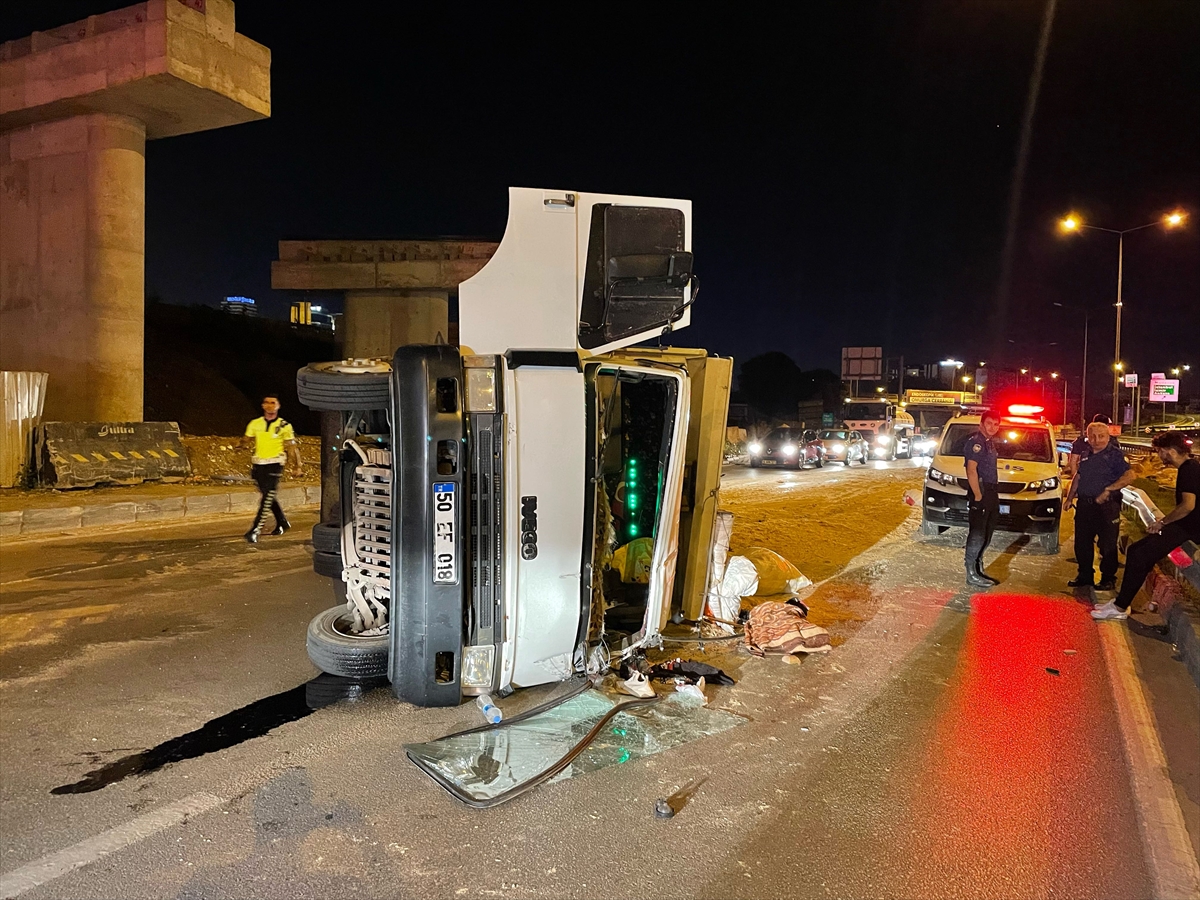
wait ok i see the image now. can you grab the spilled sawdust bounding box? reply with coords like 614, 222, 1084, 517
648, 468, 926, 673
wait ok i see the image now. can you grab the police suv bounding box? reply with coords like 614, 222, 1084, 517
920, 407, 1063, 552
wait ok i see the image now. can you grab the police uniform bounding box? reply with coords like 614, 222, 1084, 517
1071, 441, 1129, 587
245, 415, 295, 540
962, 428, 1000, 583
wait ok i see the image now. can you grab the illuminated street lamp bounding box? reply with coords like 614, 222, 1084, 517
1058, 209, 1188, 421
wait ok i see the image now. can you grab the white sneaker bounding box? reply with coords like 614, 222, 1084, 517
1090, 601, 1128, 621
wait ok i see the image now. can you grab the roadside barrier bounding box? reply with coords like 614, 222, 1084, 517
38, 422, 192, 488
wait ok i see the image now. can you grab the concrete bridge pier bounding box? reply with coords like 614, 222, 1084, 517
342, 289, 450, 358
0, 0, 270, 422
1, 113, 146, 421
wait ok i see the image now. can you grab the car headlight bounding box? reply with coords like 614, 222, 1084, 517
928, 467, 957, 486
782, 444, 796, 456
748, 442, 762, 455
831, 443, 845, 453
1029, 476, 1058, 493
875, 435, 891, 445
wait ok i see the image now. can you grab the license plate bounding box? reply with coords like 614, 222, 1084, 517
762, 459, 776, 465
1000, 504, 1011, 514
432, 482, 457, 584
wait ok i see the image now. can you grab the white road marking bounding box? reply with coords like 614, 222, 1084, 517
0, 792, 224, 899
1098, 625, 1200, 900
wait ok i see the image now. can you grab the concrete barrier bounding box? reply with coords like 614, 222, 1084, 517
39, 422, 191, 488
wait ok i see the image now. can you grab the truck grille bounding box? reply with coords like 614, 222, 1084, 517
353, 464, 392, 586
469, 413, 503, 644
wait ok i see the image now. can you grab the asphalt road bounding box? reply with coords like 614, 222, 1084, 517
1, 469, 1197, 899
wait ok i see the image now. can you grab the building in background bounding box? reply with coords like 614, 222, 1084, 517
221, 296, 258, 317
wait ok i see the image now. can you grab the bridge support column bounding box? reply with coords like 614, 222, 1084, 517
1, 113, 146, 421
342, 290, 450, 359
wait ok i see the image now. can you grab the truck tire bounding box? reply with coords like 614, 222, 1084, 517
313, 548, 343, 578
311, 522, 341, 554
296, 360, 391, 412
306, 606, 389, 679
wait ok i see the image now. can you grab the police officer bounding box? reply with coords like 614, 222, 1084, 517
241, 394, 303, 543
1066, 413, 1112, 477
963, 409, 1002, 588
1065, 421, 1135, 590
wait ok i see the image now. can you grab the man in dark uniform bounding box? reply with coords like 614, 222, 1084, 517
1065, 421, 1136, 590
963, 410, 1002, 588
1066, 413, 1112, 477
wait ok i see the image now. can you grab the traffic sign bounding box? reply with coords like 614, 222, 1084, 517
1148, 379, 1179, 402
1124, 373, 1138, 388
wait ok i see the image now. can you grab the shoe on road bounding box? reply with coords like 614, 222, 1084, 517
270, 519, 291, 536
965, 571, 993, 588
975, 568, 1001, 586
244, 530, 259, 544
1095, 579, 1116, 592
1091, 601, 1128, 621
1067, 577, 1094, 588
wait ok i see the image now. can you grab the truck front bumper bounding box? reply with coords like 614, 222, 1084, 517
922, 485, 1061, 534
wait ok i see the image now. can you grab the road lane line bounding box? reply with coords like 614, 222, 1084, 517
0, 792, 224, 899
1098, 625, 1200, 900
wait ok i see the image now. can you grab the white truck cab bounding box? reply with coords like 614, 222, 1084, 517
920, 408, 1063, 552
297, 188, 731, 707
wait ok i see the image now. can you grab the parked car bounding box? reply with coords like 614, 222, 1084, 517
819, 428, 870, 465
748, 425, 822, 469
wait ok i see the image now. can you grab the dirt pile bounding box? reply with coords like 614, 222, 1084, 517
181, 436, 321, 485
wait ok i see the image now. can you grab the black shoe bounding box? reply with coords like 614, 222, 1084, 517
270, 519, 291, 536
965, 570, 992, 588
1067, 577, 1094, 588
975, 568, 1001, 586
1096, 579, 1117, 591
244, 530, 259, 544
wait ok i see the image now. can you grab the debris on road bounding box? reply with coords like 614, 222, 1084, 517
654, 798, 675, 818
1045, 667, 1061, 676
745, 601, 832, 657
646, 658, 735, 686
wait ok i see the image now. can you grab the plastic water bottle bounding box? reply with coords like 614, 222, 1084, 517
475, 694, 502, 724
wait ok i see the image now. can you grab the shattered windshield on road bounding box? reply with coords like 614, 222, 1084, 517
405, 684, 744, 807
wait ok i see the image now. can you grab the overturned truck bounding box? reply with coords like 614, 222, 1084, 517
296, 188, 731, 707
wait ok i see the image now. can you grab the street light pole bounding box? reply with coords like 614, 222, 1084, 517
1113, 232, 1123, 423
1058, 210, 1187, 426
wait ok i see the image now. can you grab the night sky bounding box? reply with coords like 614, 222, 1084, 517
5, 1, 1198, 386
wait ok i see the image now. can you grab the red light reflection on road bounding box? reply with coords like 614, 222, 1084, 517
894, 593, 1137, 896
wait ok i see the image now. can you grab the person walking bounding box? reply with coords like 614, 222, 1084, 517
1093, 431, 1200, 620
1064, 421, 1136, 590
242, 394, 302, 544
963, 409, 1002, 588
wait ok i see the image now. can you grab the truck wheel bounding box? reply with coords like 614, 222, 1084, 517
311, 522, 341, 554
297, 360, 391, 412
1039, 531, 1060, 554
306, 606, 389, 679
313, 548, 343, 578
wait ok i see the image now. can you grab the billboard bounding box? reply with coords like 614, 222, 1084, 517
1149, 379, 1179, 402
841, 346, 883, 381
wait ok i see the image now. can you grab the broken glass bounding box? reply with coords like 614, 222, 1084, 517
405, 682, 744, 808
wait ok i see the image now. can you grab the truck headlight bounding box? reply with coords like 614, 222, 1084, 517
748, 442, 763, 455
465, 366, 497, 412
461, 644, 496, 688
875, 435, 891, 445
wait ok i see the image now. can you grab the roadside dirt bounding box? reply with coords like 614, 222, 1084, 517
180, 435, 321, 485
